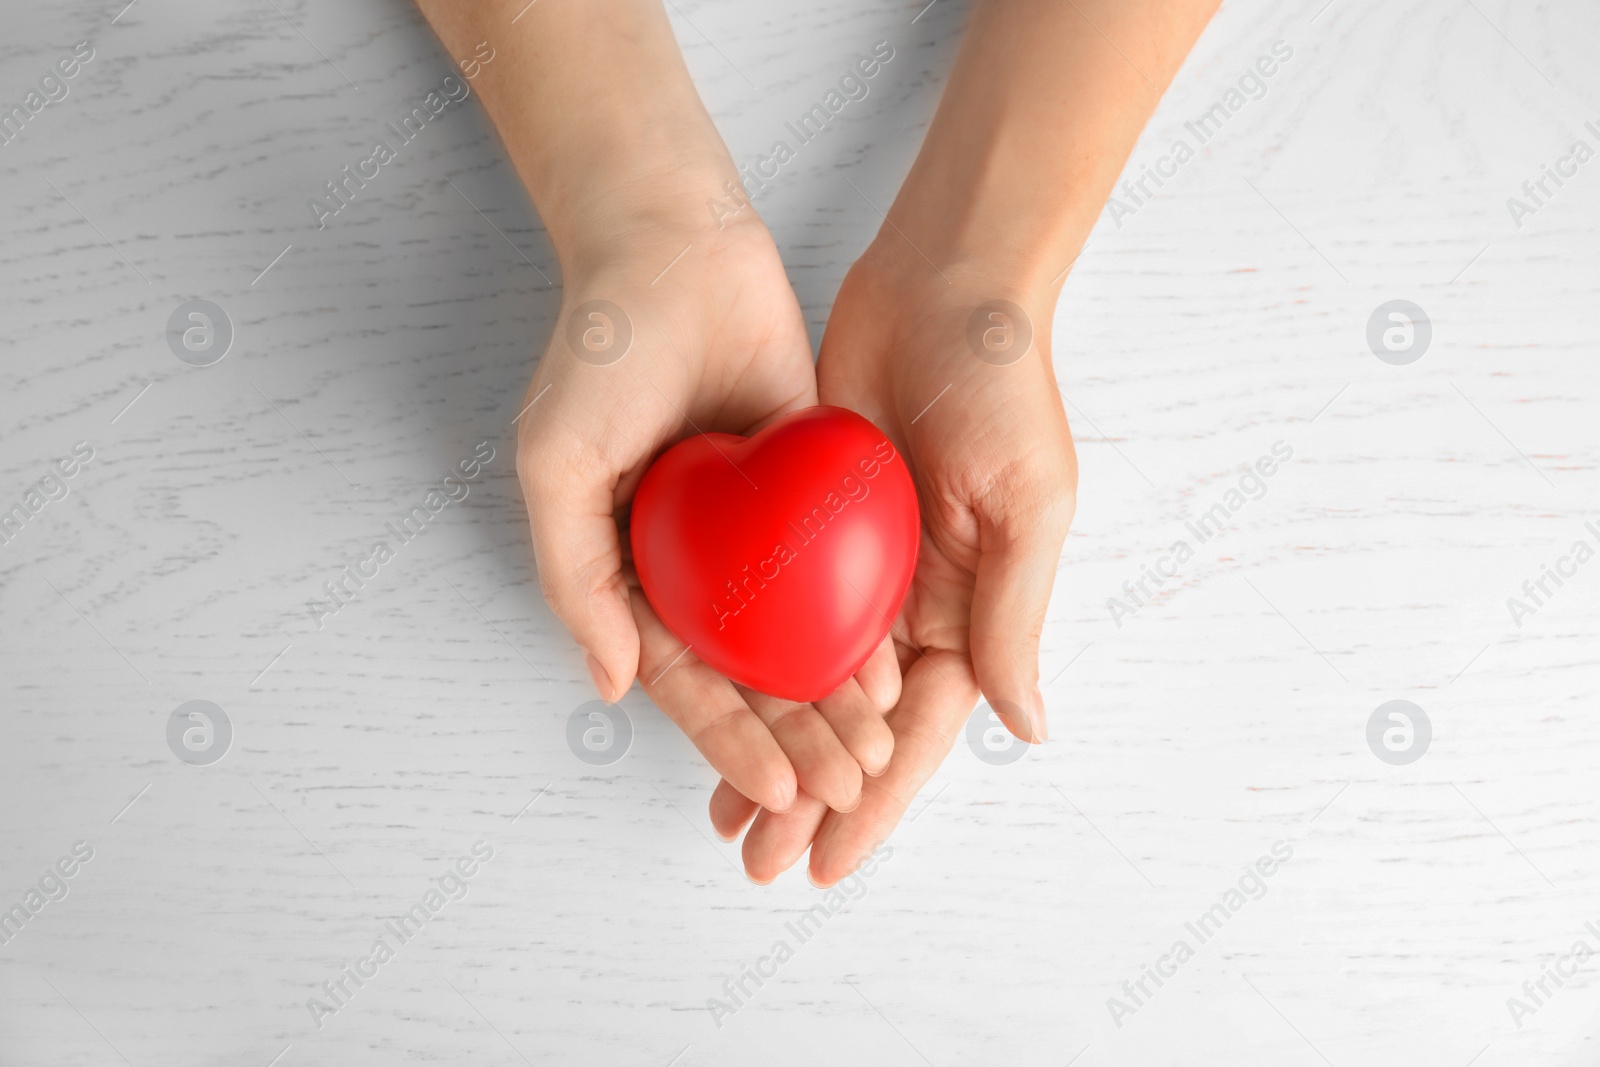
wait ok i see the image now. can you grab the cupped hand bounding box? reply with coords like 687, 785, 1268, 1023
710, 241, 1078, 883
517, 209, 897, 816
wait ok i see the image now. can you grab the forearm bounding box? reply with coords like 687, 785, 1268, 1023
415, 0, 740, 270
878, 0, 1220, 299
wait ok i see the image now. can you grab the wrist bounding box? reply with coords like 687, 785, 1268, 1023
524, 75, 777, 283
853, 229, 1060, 332
457, 0, 759, 274
541, 139, 759, 276
873, 162, 1095, 306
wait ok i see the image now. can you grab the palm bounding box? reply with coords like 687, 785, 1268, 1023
531, 228, 816, 487
708, 256, 1077, 884
521, 224, 909, 821
819, 259, 1072, 695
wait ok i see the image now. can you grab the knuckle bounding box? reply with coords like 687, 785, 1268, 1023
966, 439, 1077, 542
806, 751, 861, 807
685, 703, 742, 748
765, 700, 810, 731
1034, 488, 1077, 540
516, 421, 608, 495
639, 641, 700, 691
534, 566, 564, 614
536, 546, 624, 622
515, 432, 570, 495
1002, 452, 1078, 539
515, 454, 556, 508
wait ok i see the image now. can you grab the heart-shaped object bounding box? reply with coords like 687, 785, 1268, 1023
632, 406, 919, 702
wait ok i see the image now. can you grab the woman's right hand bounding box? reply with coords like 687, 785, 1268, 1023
517, 202, 898, 821
413, 0, 898, 827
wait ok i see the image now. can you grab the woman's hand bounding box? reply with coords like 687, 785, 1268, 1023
703, 0, 1218, 886
710, 241, 1078, 883
519, 204, 900, 818
521, 202, 902, 819
414, 0, 897, 816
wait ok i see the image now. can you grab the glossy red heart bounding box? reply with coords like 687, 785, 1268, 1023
632, 406, 919, 702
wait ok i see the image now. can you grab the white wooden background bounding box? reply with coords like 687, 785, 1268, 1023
3, 0, 1598, 1063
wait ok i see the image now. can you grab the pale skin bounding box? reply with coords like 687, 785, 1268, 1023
415, 0, 1220, 885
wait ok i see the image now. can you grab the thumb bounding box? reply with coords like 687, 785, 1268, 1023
518, 438, 639, 702
969, 491, 1074, 743
724, 316, 819, 434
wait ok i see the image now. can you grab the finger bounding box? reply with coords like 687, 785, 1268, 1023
709, 778, 832, 884
742, 792, 829, 885
709, 778, 759, 842
740, 688, 864, 814
734, 373, 817, 434
809, 649, 979, 887
517, 414, 639, 703
632, 593, 797, 813
855, 631, 903, 713
970, 475, 1075, 744
814, 635, 900, 776
717, 292, 818, 434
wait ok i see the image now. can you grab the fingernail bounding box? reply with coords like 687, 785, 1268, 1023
806, 869, 833, 890
585, 652, 614, 702
747, 871, 774, 886
1029, 689, 1048, 743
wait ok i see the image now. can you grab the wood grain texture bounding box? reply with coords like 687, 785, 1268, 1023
2, 0, 1598, 1064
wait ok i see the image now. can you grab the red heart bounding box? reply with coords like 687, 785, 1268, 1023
632, 406, 920, 702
